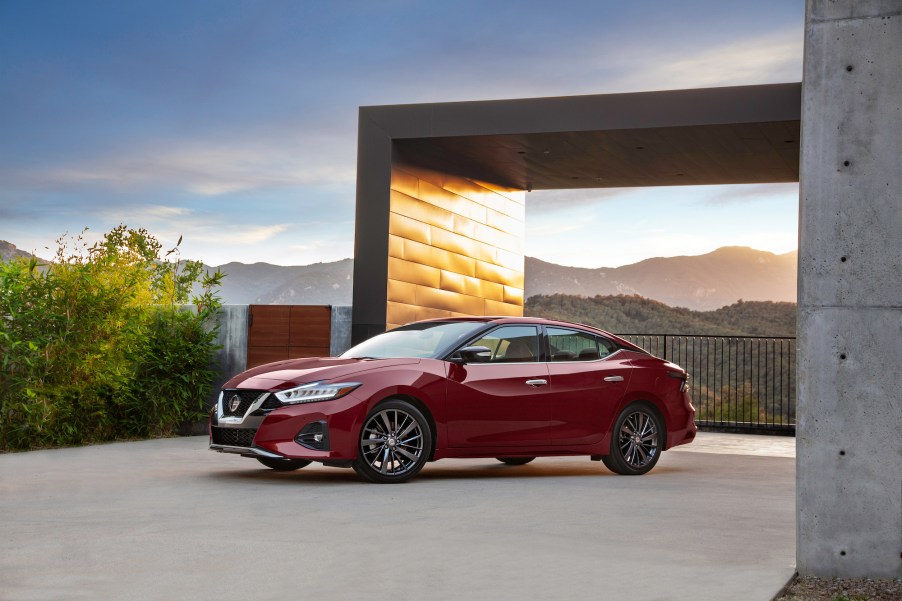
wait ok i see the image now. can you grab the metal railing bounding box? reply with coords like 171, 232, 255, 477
617, 334, 796, 435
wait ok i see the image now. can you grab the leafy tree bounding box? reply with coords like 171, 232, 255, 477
0, 226, 224, 450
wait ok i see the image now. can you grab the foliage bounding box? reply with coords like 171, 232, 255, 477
0, 226, 224, 451
695, 393, 773, 424
525, 294, 796, 337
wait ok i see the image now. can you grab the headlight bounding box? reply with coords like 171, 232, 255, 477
274, 382, 361, 405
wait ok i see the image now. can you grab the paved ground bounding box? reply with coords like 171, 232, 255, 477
0, 432, 796, 601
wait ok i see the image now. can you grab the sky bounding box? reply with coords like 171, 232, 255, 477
0, 0, 805, 268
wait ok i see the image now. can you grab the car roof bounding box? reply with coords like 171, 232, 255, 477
412, 316, 644, 352
418, 315, 602, 330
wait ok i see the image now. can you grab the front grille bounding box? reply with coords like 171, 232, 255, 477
259, 396, 283, 410
211, 427, 256, 447
221, 390, 267, 418
250, 395, 284, 417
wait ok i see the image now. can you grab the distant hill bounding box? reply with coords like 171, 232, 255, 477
526, 294, 796, 337
208, 259, 353, 305
526, 246, 797, 310
2, 238, 796, 311
0, 240, 45, 263
0, 239, 354, 305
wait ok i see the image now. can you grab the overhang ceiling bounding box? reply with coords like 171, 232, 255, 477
364, 82, 802, 190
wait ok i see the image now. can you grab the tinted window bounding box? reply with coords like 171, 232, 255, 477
470, 326, 539, 363
547, 327, 615, 361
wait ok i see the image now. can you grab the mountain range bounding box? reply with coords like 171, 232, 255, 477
1, 240, 795, 311
525, 246, 797, 310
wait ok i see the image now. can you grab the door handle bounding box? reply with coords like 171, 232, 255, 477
525, 379, 548, 387
603, 375, 624, 383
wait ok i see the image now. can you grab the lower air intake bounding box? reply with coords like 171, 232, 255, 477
211, 427, 256, 447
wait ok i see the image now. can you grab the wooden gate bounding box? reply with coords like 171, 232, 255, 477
246, 305, 331, 369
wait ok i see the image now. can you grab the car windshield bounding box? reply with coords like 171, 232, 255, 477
341, 321, 486, 359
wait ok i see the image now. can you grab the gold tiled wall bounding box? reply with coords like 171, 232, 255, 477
386, 165, 526, 330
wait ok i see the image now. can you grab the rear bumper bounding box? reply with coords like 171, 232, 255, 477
667, 391, 697, 449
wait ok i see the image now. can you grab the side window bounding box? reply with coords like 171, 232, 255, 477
595, 336, 617, 359
470, 326, 539, 363
547, 327, 613, 361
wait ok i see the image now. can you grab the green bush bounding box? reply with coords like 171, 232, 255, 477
0, 226, 223, 451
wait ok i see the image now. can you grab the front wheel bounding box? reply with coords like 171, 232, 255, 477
256, 457, 312, 471
353, 400, 432, 484
601, 403, 663, 475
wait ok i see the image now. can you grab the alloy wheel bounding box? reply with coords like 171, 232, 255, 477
618, 409, 659, 469
360, 407, 425, 477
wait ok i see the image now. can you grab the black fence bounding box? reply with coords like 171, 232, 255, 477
617, 334, 796, 435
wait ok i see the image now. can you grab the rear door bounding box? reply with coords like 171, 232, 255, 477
544, 327, 632, 445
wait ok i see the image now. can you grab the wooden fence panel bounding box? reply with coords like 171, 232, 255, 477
247, 305, 331, 369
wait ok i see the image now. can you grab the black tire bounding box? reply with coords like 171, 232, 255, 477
255, 457, 312, 471
496, 457, 536, 466
353, 400, 433, 484
601, 402, 663, 475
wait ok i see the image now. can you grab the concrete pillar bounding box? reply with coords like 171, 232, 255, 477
798, 0, 902, 578
208, 305, 248, 407
330, 305, 353, 356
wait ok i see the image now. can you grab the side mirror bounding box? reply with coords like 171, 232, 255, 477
451, 345, 492, 364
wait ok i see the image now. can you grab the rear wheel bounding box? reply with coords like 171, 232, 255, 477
353, 400, 432, 484
601, 403, 663, 475
256, 457, 312, 471
496, 457, 535, 466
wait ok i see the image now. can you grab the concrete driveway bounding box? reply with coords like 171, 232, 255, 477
0, 433, 795, 601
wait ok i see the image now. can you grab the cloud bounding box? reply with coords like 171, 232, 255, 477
526, 188, 636, 213
7, 134, 356, 198
113, 205, 193, 221
612, 28, 803, 92
199, 223, 290, 244
105, 206, 289, 245
701, 183, 799, 206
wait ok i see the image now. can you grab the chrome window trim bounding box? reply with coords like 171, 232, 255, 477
452, 342, 629, 366
544, 348, 628, 364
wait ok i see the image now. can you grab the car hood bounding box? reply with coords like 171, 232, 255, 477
224, 356, 422, 390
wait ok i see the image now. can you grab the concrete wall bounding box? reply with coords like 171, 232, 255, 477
798, 0, 902, 578
207, 304, 249, 408
330, 305, 353, 356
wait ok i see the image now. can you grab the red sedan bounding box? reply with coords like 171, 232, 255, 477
210, 317, 696, 483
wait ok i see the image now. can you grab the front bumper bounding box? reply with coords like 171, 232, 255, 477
209, 389, 368, 462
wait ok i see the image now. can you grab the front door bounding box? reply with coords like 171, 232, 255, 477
445, 325, 552, 447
